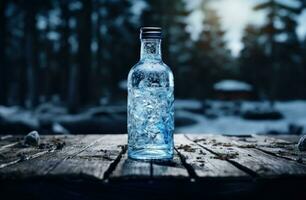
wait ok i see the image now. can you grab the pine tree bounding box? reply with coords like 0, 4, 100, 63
0, 1, 8, 105
24, 1, 40, 108
299, 0, 306, 98
303, 37, 306, 98
59, 0, 71, 103
78, 0, 93, 105
239, 25, 270, 98
140, 0, 192, 98
191, 6, 231, 99
97, 0, 137, 100
253, 0, 303, 99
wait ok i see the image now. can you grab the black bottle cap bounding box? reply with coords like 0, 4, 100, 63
140, 27, 162, 39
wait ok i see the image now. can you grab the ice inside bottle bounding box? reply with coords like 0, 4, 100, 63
127, 27, 174, 160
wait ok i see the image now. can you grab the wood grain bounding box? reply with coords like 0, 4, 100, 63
151, 151, 189, 178
187, 134, 306, 177
0, 135, 20, 151
1, 134, 306, 181
175, 134, 248, 178
0, 135, 101, 179
50, 134, 126, 180
1, 134, 306, 200
109, 152, 151, 179
233, 135, 305, 164
0, 135, 67, 169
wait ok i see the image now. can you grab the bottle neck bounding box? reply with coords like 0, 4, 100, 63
140, 39, 162, 61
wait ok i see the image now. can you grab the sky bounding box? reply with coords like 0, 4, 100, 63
187, 0, 306, 56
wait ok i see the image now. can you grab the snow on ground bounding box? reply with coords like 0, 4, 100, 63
175, 99, 202, 110
1, 100, 305, 135
213, 79, 252, 91
175, 100, 306, 135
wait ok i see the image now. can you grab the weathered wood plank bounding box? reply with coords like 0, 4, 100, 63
50, 135, 126, 180
151, 151, 189, 178
187, 134, 306, 177
110, 137, 188, 179
226, 134, 296, 147
1, 134, 304, 182
272, 135, 301, 143
0, 146, 49, 169
0, 135, 14, 141
258, 145, 305, 164
225, 135, 306, 164
175, 134, 248, 178
0, 135, 101, 179
111, 136, 189, 179
255, 135, 305, 164
111, 152, 188, 179
0, 141, 19, 152
0, 136, 67, 169
0, 135, 20, 151
109, 152, 151, 179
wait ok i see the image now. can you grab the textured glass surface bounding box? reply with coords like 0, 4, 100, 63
127, 39, 174, 160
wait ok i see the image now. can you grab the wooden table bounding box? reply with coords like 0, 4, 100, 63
0, 134, 306, 200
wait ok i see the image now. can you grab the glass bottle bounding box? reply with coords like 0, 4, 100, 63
127, 27, 174, 160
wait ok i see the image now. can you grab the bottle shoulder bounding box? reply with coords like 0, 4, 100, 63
128, 60, 174, 88
129, 60, 173, 76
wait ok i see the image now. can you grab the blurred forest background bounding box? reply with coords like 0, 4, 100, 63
1, 0, 306, 135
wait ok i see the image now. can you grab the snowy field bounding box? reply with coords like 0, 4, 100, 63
175, 100, 306, 135
0, 99, 305, 135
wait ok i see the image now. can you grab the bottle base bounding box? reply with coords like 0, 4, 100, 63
128, 148, 173, 160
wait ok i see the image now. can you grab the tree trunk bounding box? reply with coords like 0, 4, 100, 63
60, 1, 70, 103
67, 64, 79, 113
78, 0, 92, 106
24, 3, 39, 108
0, 1, 7, 105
